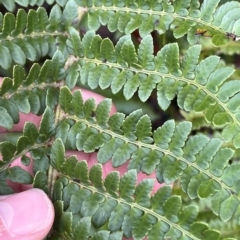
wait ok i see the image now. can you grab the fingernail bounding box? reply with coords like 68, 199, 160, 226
0, 189, 53, 236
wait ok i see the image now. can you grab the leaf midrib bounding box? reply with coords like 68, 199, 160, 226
61, 175, 202, 240
89, 5, 225, 35
81, 57, 238, 131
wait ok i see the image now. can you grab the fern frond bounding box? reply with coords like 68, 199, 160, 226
0, 107, 56, 194
66, 31, 240, 148
0, 51, 65, 129
0, 2, 80, 69
77, 0, 240, 45
46, 143, 227, 240
52, 87, 240, 224
0, 0, 58, 11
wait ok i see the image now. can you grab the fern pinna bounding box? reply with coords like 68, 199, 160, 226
1, 0, 240, 239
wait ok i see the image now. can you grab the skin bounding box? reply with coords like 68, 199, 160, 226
0, 83, 161, 239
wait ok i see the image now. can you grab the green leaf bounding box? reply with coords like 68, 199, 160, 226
173, 19, 194, 39
121, 40, 138, 66
88, 11, 101, 30
209, 148, 234, 177
87, 66, 101, 89
108, 204, 130, 232
178, 205, 198, 229
1, 0, 15, 11
122, 109, 142, 140
197, 179, 221, 198
222, 164, 240, 187
139, 15, 154, 37
66, 62, 80, 89
148, 221, 166, 240
66, 121, 85, 149
50, 138, 65, 170
100, 38, 115, 62
60, 155, 77, 178
220, 196, 239, 221
48, 4, 62, 30
132, 214, 155, 239
33, 171, 48, 194
0, 106, 14, 129
68, 188, 91, 214
62, 0, 78, 26
123, 74, 140, 100
63, 182, 79, 209
99, 68, 120, 89
163, 196, 182, 223
39, 107, 55, 139
122, 208, 142, 238
111, 70, 128, 94
181, 45, 201, 79
112, 142, 137, 167
154, 120, 175, 149
16, 136, 30, 154
24, 63, 40, 86
163, 159, 184, 184
81, 193, 104, 217
70, 90, 84, 118
169, 121, 192, 156
10, 92, 30, 114
139, 75, 159, 102
73, 217, 91, 240
135, 179, 154, 208
155, 43, 181, 76
187, 173, 209, 199
190, 222, 208, 238
74, 160, 90, 185
109, 232, 123, 240
59, 212, 72, 235
97, 138, 122, 164
0, 180, 14, 194
56, 120, 70, 145
195, 55, 219, 85
125, 13, 141, 34
68, 26, 83, 56
92, 199, 117, 228
155, 15, 174, 34
46, 87, 59, 110
202, 229, 220, 240
21, 155, 31, 166
0, 141, 16, 162
104, 171, 120, 196
200, 0, 220, 22
119, 169, 137, 202
135, 115, 152, 143
212, 34, 228, 46
12, 65, 25, 91
3, 13, 15, 36
141, 149, 162, 174
118, 12, 130, 32
12, 9, 26, 35
89, 164, 104, 191
95, 99, 111, 127
83, 98, 96, 120
59, 86, 72, 113
0, 44, 11, 69
0, 77, 13, 96
5, 42, 26, 65
83, 132, 105, 152
8, 166, 33, 184
32, 151, 49, 174
91, 230, 110, 240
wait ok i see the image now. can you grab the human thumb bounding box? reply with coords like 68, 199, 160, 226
0, 189, 54, 240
